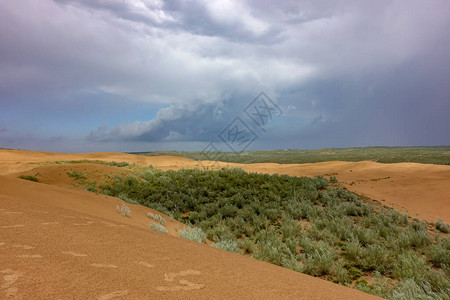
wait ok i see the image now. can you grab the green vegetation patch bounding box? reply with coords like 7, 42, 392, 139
66, 170, 87, 180
46, 160, 130, 167
18, 175, 39, 182
132, 146, 450, 165
93, 167, 449, 299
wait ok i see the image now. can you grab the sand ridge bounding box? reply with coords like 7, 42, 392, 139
1, 149, 449, 222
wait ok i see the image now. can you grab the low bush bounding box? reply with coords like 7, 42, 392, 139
105, 161, 129, 167
391, 279, 447, 300
150, 222, 168, 234
18, 175, 39, 182
179, 226, 207, 244
213, 240, 239, 253
429, 238, 450, 271
436, 218, 449, 233
66, 170, 87, 180
117, 204, 131, 217
392, 252, 428, 280
148, 212, 166, 226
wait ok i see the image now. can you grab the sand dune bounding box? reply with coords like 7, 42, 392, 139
1, 149, 448, 298
1, 149, 449, 222
0, 175, 377, 299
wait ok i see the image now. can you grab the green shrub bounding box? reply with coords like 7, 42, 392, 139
117, 191, 139, 205
343, 239, 363, 261
436, 218, 449, 233
18, 175, 39, 182
179, 226, 206, 244
391, 279, 446, 300
280, 216, 302, 240
355, 271, 394, 298
213, 240, 239, 253
300, 237, 337, 276
314, 175, 329, 189
66, 170, 87, 180
392, 252, 428, 280
253, 239, 287, 266
237, 238, 254, 254
83, 185, 97, 192
331, 261, 350, 284
359, 244, 393, 273
118, 204, 131, 217
105, 161, 129, 167
150, 222, 168, 234
429, 238, 450, 270
148, 212, 166, 226
398, 222, 431, 249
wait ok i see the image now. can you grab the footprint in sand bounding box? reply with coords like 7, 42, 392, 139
91, 264, 117, 268
1, 225, 25, 229
157, 270, 205, 291
137, 261, 154, 268
101, 221, 117, 227
61, 215, 77, 219
41, 222, 59, 225
13, 244, 34, 250
15, 254, 42, 258
62, 251, 87, 257
1, 269, 21, 298
73, 221, 95, 226
97, 290, 129, 300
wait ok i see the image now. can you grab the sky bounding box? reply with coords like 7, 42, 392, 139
0, 0, 449, 153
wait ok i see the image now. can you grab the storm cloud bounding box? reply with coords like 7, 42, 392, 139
0, 0, 449, 152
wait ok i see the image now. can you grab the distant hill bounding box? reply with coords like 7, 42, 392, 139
132, 146, 450, 165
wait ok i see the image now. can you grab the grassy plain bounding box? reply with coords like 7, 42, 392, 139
132, 146, 450, 165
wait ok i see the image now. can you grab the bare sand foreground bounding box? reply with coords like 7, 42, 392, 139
0, 150, 381, 299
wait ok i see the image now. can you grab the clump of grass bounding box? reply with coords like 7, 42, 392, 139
213, 239, 239, 253
391, 279, 446, 300
18, 175, 39, 182
116, 204, 131, 217
435, 218, 449, 233
429, 238, 450, 270
117, 191, 139, 205
49, 160, 129, 167
148, 212, 166, 226
66, 170, 87, 180
150, 222, 168, 234
179, 226, 206, 244
105, 161, 129, 167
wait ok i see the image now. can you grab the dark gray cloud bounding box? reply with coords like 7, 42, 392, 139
1, 0, 449, 151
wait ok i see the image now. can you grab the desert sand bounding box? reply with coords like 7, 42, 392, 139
1, 149, 448, 299
0, 150, 382, 299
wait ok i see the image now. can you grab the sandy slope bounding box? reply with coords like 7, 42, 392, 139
1, 149, 449, 222
0, 176, 378, 299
